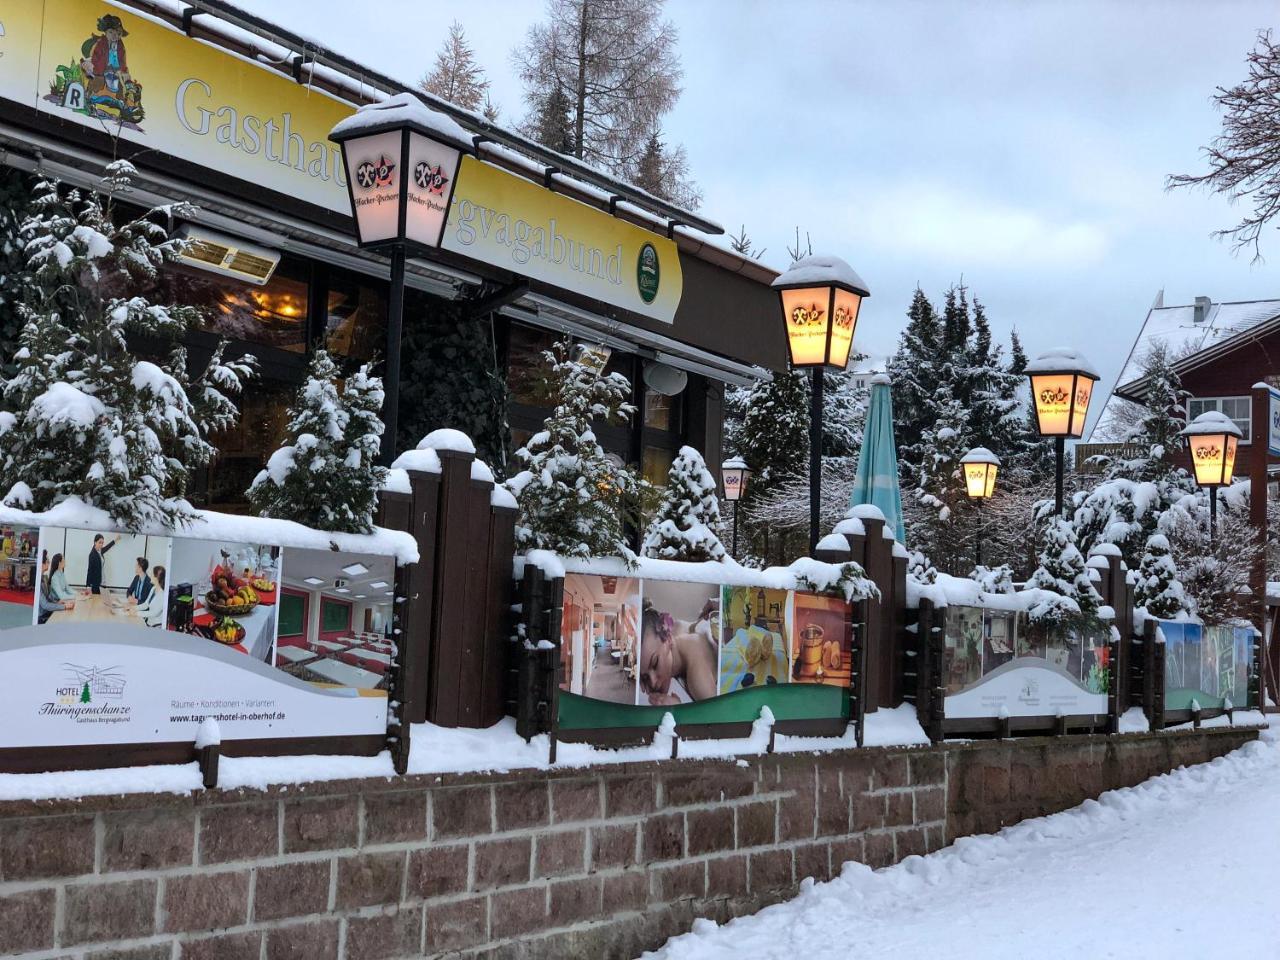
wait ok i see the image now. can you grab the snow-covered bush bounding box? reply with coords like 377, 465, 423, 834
1132, 533, 1187, 620
0, 165, 255, 528
970, 563, 1014, 595
907, 549, 938, 585
1028, 516, 1102, 620
506, 339, 639, 560
248, 350, 387, 534
642, 445, 727, 562
1159, 492, 1258, 625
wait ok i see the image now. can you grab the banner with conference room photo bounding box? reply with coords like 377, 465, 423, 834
0, 520, 397, 751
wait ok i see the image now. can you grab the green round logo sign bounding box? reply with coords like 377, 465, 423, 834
637, 242, 660, 304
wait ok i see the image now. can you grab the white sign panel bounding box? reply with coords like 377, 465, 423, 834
345, 130, 405, 245
1267, 387, 1280, 457
944, 658, 1108, 719
405, 131, 459, 249
0, 626, 387, 747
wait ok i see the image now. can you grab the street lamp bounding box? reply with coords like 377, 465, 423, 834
961, 447, 999, 567
721, 456, 752, 558
771, 254, 870, 553
1025, 348, 1099, 517
329, 93, 473, 464
1181, 411, 1241, 546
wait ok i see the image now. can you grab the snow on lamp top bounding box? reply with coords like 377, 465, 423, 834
1180, 410, 1242, 438
1181, 411, 1241, 488
772, 254, 870, 371
959, 446, 1001, 466
1026, 347, 1099, 438
1023, 347, 1100, 379
771, 254, 870, 295
329, 92, 473, 150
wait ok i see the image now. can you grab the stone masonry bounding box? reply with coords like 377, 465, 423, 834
0, 726, 1255, 960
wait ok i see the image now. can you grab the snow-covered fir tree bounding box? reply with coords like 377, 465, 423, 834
630, 130, 702, 210
0, 167, 34, 395
506, 339, 638, 559
1133, 533, 1186, 619
1068, 342, 1196, 567
1028, 516, 1103, 619
248, 350, 387, 534
0, 165, 254, 528
642, 445, 726, 562
419, 21, 491, 111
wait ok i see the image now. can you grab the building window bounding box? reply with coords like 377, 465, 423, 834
1186, 396, 1251, 443
326, 269, 387, 363
189, 256, 311, 355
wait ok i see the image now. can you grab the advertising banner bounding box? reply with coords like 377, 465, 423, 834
1160, 621, 1253, 711
442, 155, 684, 324
0, 1, 353, 212
556, 575, 853, 732
0, 521, 394, 748
941, 606, 1110, 719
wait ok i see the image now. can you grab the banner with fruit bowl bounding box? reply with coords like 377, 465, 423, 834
0, 517, 403, 752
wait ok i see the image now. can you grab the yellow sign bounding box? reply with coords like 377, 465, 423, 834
442, 156, 683, 324
0, 1, 352, 213
0, 3, 685, 320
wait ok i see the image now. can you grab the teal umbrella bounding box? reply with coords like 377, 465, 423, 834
849, 374, 904, 541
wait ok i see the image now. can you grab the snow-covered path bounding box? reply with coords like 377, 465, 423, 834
644, 729, 1280, 959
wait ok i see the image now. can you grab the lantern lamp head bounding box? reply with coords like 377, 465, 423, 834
329, 93, 473, 252
1025, 348, 1100, 439
960, 447, 1000, 499
1181, 411, 1242, 488
771, 254, 870, 370
721, 456, 752, 502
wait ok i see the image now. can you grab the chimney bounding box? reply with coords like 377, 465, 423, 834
1192, 296, 1212, 325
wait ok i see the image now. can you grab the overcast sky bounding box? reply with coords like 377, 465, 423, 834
243, 0, 1277, 406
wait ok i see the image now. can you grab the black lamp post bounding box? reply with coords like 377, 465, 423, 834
1182, 411, 1242, 547
961, 446, 999, 568
771, 254, 870, 553
721, 456, 752, 558
1025, 348, 1099, 517
329, 93, 472, 464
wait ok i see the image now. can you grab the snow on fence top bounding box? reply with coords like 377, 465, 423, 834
0, 498, 419, 565
520, 551, 879, 603
907, 571, 1116, 621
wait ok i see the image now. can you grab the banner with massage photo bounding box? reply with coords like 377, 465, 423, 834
554, 573, 858, 735
0, 520, 396, 750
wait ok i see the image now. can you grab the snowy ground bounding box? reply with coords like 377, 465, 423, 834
644, 724, 1280, 960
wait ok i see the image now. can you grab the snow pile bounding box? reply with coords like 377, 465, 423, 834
645, 726, 1277, 960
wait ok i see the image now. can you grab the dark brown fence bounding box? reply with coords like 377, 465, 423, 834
379, 444, 519, 756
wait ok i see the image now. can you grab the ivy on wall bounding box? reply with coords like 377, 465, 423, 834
396, 293, 511, 473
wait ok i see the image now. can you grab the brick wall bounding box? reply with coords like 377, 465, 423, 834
0, 727, 1255, 960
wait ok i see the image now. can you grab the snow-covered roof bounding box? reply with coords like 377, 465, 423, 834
772, 254, 870, 295
1093, 295, 1280, 436
329, 93, 473, 150
1024, 347, 1100, 379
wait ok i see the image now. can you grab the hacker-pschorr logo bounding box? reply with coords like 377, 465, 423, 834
355, 155, 396, 190
414, 160, 450, 195
40, 664, 131, 722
